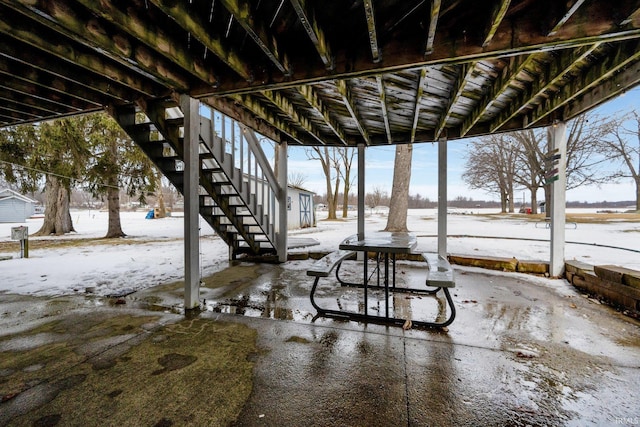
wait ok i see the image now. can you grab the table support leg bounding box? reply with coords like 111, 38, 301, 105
392, 253, 396, 289
364, 253, 368, 316
384, 253, 389, 318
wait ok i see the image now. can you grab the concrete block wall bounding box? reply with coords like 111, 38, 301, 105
565, 260, 640, 317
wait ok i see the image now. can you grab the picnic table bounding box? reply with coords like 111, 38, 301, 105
307, 232, 456, 328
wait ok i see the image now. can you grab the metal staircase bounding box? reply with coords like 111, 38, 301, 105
114, 99, 282, 259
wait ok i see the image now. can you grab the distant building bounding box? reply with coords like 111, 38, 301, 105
287, 185, 315, 229
0, 189, 37, 223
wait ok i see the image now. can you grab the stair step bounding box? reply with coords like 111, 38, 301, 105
165, 117, 183, 127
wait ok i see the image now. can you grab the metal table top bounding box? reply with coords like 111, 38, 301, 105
339, 232, 417, 254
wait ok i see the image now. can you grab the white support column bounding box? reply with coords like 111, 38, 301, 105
277, 141, 288, 263
358, 144, 365, 241
180, 94, 200, 310
438, 138, 448, 257
550, 121, 567, 277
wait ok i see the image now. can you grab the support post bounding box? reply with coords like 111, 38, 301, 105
438, 138, 448, 257
180, 94, 200, 310
357, 144, 366, 261
358, 144, 366, 240
549, 121, 567, 277
277, 141, 288, 263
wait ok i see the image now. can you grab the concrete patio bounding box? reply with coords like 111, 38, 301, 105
1, 258, 639, 426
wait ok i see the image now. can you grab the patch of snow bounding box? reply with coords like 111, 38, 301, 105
0, 208, 638, 297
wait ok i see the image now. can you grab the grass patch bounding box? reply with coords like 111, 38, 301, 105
0, 237, 182, 254
475, 212, 640, 224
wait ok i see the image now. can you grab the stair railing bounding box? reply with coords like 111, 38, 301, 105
198, 103, 282, 251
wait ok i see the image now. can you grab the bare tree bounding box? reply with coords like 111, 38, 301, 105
385, 144, 412, 231
599, 111, 640, 211
462, 135, 517, 213
465, 113, 615, 214
512, 129, 545, 213
515, 113, 614, 215
288, 171, 307, 188
367, 186, 388, 208
337, 147, 356, 218
307, 147, 340, 219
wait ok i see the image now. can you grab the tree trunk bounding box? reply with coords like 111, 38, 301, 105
156, 171, 166, 219
342, 191, 349, 218
500, 192, 507, 213
324, 168, 337, 220
544, 185, 551, 218
508, 187, 515, 213
105, 185, 126, 238
385, 144, 412, 232
35, 176, 75, 236
635, 177, 640, 212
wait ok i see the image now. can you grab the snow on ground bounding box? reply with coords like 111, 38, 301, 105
0, 208, 638, 297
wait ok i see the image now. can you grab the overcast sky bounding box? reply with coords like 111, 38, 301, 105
285, 87, 640, 204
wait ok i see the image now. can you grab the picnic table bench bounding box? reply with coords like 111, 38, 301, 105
307, 233, 456, 328
535, 218, 578, 229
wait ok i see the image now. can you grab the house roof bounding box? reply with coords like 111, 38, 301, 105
0, 188, 37, 204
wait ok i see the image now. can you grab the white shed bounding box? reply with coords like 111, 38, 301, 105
0, 189, 37, 223
287, 185, 315, 230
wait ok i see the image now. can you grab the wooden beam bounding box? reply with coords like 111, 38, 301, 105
0, 74, 93, 113
219, 0, 291, 75
289, 0, 334, 70
411, 68, 428, 143
0, 107, 42, 121
0, 9, 166, 99
483, 0, 511, 47
460, 54, 536, 137
73, 0, 222, 86
376, 76, 392, 143
562, 58, 640, 120
0, 63, 104, 111
0, 38, 139, 103
195, 4, 640, 96
547, 0, 587, 36
363, 0, 381, 63
526, 40, 640, 127
2, 0, 193, 91
0, 105, 101, 125
229, 93, 306, 144
491, 43, 602, 132
335, 79, 371, 145
201, 96, 283, 143
147, 0, 252, 81
297, 85, 347, 145
434, 62, 475, 140
261, 90, 328, 145
0, 99, 47, 118
620, 5, 640, 25
425, 0, 441, 55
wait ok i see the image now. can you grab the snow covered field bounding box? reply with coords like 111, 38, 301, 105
0, 208, 638, 297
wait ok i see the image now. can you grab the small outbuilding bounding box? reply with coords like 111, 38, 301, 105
0, 189, 37, 223
287, 185, 315, 230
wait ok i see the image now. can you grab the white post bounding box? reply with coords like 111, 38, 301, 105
277, 141, 288, 263
550, 121, 567, 277
438, 138, 448, 257
358, 144, 365, 241
180, 94, 200, 310
357, 144, 366, 261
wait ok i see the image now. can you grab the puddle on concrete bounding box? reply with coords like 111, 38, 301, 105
202, 260, 453, 327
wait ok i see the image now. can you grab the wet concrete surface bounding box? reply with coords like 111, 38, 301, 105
1, 258, 639, 426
